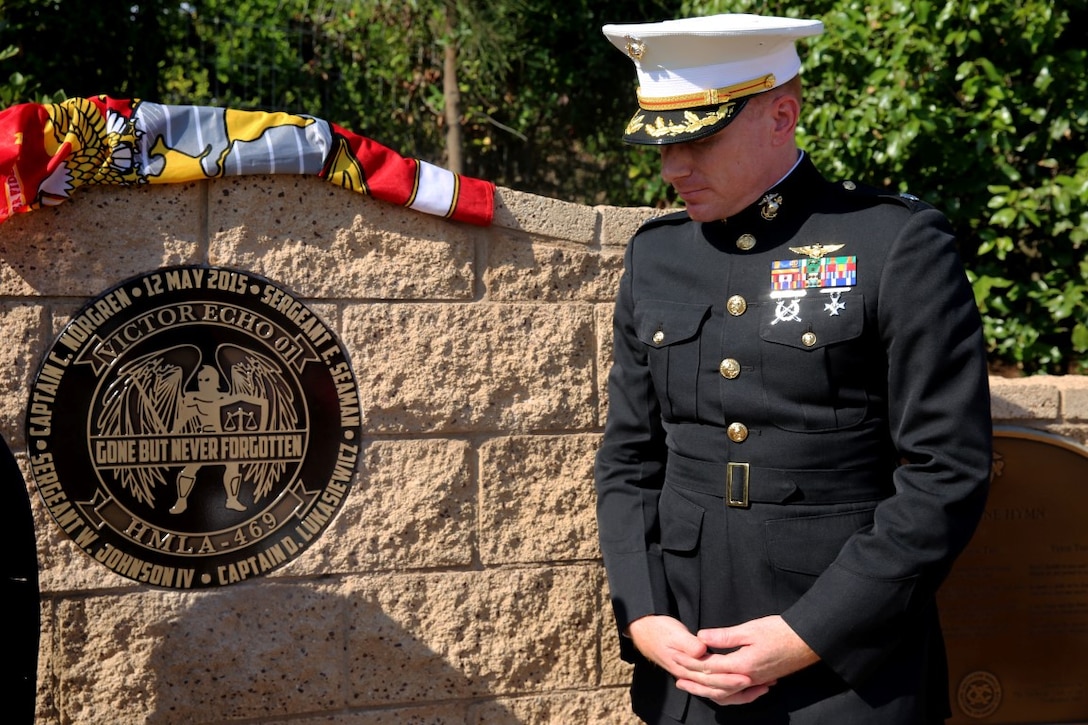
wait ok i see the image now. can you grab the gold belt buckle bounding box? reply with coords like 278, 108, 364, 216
727, 462, 750, 508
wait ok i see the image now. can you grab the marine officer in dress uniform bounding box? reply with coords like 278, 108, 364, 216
594, 13, 993, 724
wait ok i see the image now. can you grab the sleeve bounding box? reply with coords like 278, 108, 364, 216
594, 240, 670, 661
781, 206, 992, 686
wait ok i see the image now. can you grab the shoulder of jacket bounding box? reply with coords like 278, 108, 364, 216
636, 209, 691, 233
833, 178, 934, 213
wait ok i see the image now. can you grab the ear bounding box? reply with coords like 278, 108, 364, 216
768, 93, 800, 146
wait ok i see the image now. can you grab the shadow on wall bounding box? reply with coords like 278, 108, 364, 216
41, 581, 523, 723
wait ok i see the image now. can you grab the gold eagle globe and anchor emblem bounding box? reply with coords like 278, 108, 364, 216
26, 265, 363, 589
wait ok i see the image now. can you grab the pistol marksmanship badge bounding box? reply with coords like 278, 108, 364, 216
770, 244, 856, 324
26, 266, 362, 589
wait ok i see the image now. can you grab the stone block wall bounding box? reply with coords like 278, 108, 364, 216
1, 175, 1085, 724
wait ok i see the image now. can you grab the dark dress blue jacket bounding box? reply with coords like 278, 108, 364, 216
595, 156, 992, 724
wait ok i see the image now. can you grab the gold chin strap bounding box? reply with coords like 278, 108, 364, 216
637, 74, 776, 111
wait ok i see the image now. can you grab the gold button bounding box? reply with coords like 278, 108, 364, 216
736, 233, 756, 251
726, 295, 747, 316
727, 422, 749, 443
652, 330, 665, 345
802, 331, 817, 347
719, 358, 741, 379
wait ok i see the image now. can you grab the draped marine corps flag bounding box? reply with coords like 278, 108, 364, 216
0, 95, 495, 227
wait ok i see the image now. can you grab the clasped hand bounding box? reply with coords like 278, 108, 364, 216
626, 614, 819, 706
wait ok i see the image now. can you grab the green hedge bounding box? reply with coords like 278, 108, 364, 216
3, 0, 1085, 374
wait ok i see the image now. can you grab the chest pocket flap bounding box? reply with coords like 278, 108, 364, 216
759, 293, 864, 350
634, 300, 711, 348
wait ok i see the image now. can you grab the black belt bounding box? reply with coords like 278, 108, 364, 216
665, 452, 893, 508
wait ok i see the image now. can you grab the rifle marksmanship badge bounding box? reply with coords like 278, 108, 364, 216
26, 265, 362, 589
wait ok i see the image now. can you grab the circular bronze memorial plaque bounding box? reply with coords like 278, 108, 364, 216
26, 266, 362, 589
940, 426, 1088, 723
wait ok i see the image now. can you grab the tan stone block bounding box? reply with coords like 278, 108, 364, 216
1023, 423, 1088, 448
596, 303, 616, 428
265, 704, 471, 724
35, 598, 59, 723
485, 232, 624, 302
492, 187, 598, 245
479, 435, 600, 565
470, 690, 639, 724
595, 203, 665, 248
208, 175, 477, 300
1059, 376, 1088, 422
0, 303, 46, 448
49, 585, 347, 722
309, 302, 341, 334
346, 566, 600, 706
285, 439, 475, 574
600, 639, 634, 693
0, 184, 203, 296
990, 378, 1060, 421
343, 303, 597, 433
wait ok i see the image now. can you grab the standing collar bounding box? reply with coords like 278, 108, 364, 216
725, 151, 821, 226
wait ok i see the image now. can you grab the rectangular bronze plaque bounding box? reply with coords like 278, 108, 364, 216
938, 428, 1088, 724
